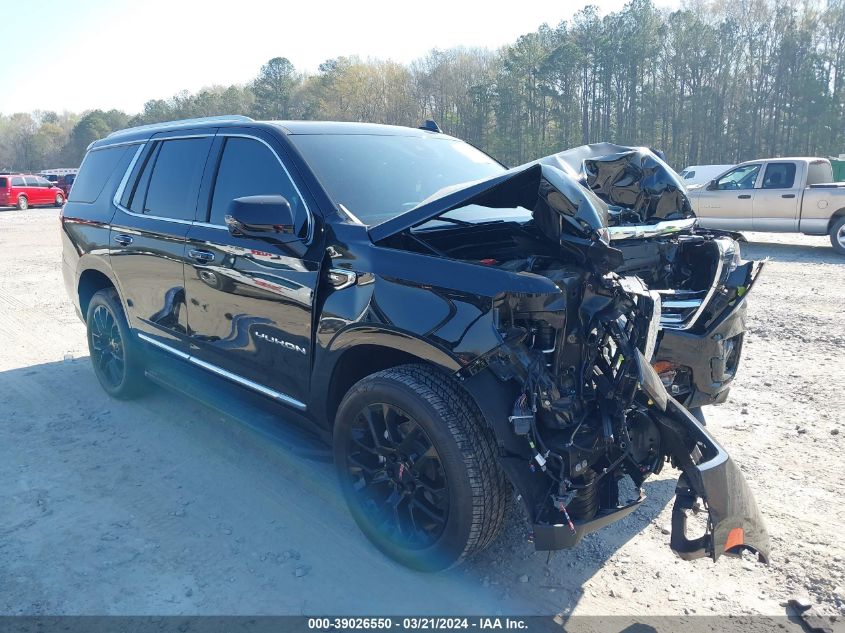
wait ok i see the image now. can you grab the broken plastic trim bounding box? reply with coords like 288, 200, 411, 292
658, 399, 770, 563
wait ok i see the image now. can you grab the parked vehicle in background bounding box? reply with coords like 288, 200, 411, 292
679, 164, 735, 188
687, 157, 845, 254
61, 116, 768, 572
40, 169, 79, 198
0, 174, 67, 209
56, 174, 76, 197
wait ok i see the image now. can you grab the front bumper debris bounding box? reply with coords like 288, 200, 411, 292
533, 495, 645, 551
659, 398, 770, 562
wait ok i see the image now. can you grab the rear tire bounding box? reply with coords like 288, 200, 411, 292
334, 364, 508, 571
830, 216, 845, 256
86, 288, 148, 399
17, 195, 28, 210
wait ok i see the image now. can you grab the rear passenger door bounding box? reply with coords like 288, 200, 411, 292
109, 132, 215, 352
183, 129, 321, 408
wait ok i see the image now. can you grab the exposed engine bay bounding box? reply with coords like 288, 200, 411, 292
372, 144, 768, 562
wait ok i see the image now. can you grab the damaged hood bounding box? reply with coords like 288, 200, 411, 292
537, 142, 696, 225
368, 163, 610, 244
368, 142, 695, 246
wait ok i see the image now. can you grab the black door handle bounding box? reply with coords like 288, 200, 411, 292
781, 193, 796, 198
113, 233, 133, 246
189, 249, 215, 263
738, 194, 751, 199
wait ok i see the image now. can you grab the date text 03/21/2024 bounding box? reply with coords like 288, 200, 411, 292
306, 618, 529, 630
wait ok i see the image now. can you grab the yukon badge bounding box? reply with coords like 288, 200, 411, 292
254, 330, 307, 355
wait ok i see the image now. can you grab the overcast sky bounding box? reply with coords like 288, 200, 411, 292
1, 0, 678, 115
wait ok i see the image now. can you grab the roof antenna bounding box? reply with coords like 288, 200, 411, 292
419, 119, 442, 133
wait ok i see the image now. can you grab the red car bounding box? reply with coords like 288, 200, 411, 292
0, 174, 67, 209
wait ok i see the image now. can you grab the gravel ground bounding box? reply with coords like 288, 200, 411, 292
1, 207, 843, 621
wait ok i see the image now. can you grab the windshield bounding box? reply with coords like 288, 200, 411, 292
288, 133, 506, 225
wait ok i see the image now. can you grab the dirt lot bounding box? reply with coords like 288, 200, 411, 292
1, 207, 844, 620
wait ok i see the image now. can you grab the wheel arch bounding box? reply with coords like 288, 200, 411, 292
316, 330, 463, 430
827, 208, 845, 232
77, 267, 118, 323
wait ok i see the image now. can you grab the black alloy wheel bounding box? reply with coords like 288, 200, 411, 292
345, 402, 450, 549
86, 288, 148, 399
334, 364, 508, 571
90, 303, 125, 389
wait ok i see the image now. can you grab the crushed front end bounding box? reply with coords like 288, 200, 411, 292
371, 146, 769, 563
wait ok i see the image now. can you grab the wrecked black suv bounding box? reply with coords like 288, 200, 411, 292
61, 116, 768, 571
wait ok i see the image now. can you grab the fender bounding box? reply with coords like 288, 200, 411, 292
74, 253, 130, 319
308, 324, 463, 427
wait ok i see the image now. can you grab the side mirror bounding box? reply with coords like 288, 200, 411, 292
224, 195, 306, 243
706, 179, 717, 191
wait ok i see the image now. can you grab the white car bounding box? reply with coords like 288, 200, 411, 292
679, 164, 736, 188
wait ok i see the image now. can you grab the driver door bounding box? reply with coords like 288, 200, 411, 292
693, 163, 762, 230
184, 129, 321, 409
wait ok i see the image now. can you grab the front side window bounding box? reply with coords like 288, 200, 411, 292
716, 164, 760, 191
142, 138, 213, 221
761, 162, 796, 189
208, 137, 304, 226
683, 170, 695, 180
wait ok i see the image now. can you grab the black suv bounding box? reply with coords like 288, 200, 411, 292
62, 116, 768, 571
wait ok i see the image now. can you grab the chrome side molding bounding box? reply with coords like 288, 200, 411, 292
137, 332, 307, 411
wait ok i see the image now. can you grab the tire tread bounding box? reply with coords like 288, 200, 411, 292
365, 364, 508, 566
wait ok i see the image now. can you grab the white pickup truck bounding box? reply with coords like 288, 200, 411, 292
687, 157, 845, 254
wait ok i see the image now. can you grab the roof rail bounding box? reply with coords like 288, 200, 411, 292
106, 115, 254, 138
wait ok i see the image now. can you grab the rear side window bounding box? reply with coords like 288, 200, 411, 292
11, 176, 24, 186
0, 177, 7, 187
70, 146, 132, 203
141, 138, 212, 221
24, 176, 39, 186
761, 162, 796, 189
208, 137, 303, 226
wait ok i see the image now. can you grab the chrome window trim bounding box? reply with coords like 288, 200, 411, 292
205, 133, 316, 245
337, 202, 365, 225
137, 332, 307, 411
111, 140, 206, 226
111, 133, 316, 240
112, 143, 145, 212
193, 221, 229, 231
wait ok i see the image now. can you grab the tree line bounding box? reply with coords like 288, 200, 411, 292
1, 0, 843, 173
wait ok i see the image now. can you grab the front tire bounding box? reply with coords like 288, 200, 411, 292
86, 288, 148, 399
830, 216, 845, 256
334, 364, 508, 571
17, 195, 28, 210
55, 193, 64, 207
